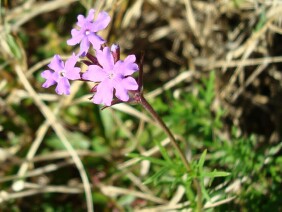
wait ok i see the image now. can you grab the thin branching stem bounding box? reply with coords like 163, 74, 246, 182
139, 94, 202, 211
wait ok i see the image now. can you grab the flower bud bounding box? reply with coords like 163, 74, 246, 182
111, 44, 120, 63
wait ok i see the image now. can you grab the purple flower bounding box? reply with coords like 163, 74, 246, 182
82, 47, 139, 106
41, 54, 81, 95
67, 9, 111, 55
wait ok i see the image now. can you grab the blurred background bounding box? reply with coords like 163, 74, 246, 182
0, 0, 282, 211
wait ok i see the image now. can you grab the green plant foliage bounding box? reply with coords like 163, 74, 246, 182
1, 1, 281, 211
46, 132, 90, 150
6, 33, 22, 59
128, 71, 281, 211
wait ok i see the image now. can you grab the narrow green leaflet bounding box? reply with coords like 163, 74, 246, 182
202, 170, 230, 178
127, 153, 169, 166
198, 149, 211, 201
143, 166, 170, 185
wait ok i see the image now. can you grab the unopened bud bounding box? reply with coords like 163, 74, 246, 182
111, 44, 120, 63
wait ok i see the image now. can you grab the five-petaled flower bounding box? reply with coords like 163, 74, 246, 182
82, 47, 139, 106
67, 9, 111, 56
41, 54, 81, 95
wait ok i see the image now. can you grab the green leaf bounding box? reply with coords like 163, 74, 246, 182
127, 153, 168, 166
254, 9, 266, 32
46, 132, 90, 150
91, 136, 109, 154
198, 149, 207, 170
117, 195, 135, 206
200, 181, 211, 201
198, 150, 210, 201
92, 192, 108, 204
6, 34, 22, 59
153, 138, 173, 164
143, 166, 169, 185
203, 170, 230, 178
99, 107, 113, 140
184, 180, 196, 208
205, 71, 215, 104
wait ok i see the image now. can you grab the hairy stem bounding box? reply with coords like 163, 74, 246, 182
139, 94, 202, 211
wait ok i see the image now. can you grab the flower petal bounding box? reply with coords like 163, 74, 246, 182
93, 79, 113, 106
114, 55, 139, 76
92, 11, 111, 32
77, 14, 86, 27
55, 77, 71, 95
66, 67, 81, 80
52, 72, 60, 82
82, 65, 107, 82
41, 70, 56, 88
88, 34, 105, 50
71, 28, 81, 37
65, 53, 78, 70
125, 55, 136, 64
114, 79, 129, 102
86, 9, 95, 22
121, 77, 138, 90
67, 29, 84, 46
48, 55, 64, 71
123, 55, 139, 75
65, 54, 81, 80
96, 47, 114, 70
79, 37, 90, 55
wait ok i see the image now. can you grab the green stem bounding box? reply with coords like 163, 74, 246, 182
139, 94, 202, 211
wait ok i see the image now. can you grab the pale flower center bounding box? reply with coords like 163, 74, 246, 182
85, 30, 90, 35
108, 71, 115, 80
59, 70, 66, 77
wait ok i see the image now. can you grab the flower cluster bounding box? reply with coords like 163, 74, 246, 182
41, 9, 139, 106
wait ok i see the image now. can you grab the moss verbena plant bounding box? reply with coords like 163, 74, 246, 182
41, 9, 229, 211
